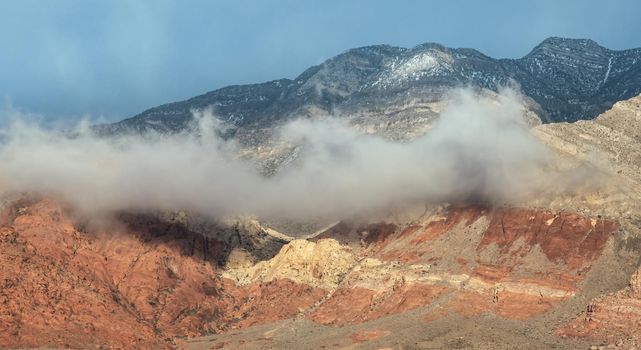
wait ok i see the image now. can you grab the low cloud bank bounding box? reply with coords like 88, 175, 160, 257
0, 88, 584, 221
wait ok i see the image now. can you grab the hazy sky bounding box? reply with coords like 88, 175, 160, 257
1, 0, 640, 123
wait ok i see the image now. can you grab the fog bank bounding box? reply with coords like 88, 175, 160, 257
0, 88, 577, 220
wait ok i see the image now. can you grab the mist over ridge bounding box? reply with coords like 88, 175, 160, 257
0, 88, 597, 221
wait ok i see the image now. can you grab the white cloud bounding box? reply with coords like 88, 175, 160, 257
0, 88, 591, 221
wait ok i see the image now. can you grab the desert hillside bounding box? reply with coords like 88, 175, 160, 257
2, 94, 641, 349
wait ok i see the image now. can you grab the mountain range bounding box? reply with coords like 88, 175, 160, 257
4, 35, 641, 349
97, 37, 641, 138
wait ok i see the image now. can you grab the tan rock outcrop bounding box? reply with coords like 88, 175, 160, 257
223, 238, 355, 290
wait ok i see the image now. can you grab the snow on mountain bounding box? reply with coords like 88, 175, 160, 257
96, 37, 641, 138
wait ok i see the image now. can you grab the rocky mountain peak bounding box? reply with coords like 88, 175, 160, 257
524, 37, 612, 68
95, 37, 641, 137
529, 36, 606, 54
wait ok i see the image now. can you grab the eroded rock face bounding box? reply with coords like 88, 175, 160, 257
0, 225, 163, 349
305, 206, 619, 325
0, 198, 237, 348
181, 200, 632, 350
220, 278, 327, 329
558, 267, 641, 342
0, 197, 629, 349
0, 198, 320, 349
516, 93, 641, 346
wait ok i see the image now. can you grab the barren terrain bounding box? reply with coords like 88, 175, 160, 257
2, 94, 641, 349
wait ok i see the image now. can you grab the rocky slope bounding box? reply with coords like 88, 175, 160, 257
0, 198, 300, 349
96, 37, 641, 142
1, 196, 633, 349
3, 96, 641, 349
186, 93, 641, 349
533, 94, 641, 346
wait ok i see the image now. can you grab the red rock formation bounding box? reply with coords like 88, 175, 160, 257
309, 206, 618, 323
0, 198, 623, 348
0, 225, 164, 349
558, 269, 641, 342
221, 278, 327, 329
311, 284, 449, 326
478, 208, 617, 269
0, 198, 329, 349
0, 198, 239, 348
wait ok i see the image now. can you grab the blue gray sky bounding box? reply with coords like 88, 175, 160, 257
2, 0, 640, 123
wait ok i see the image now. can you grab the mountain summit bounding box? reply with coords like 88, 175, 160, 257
99, 37, 641, 136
